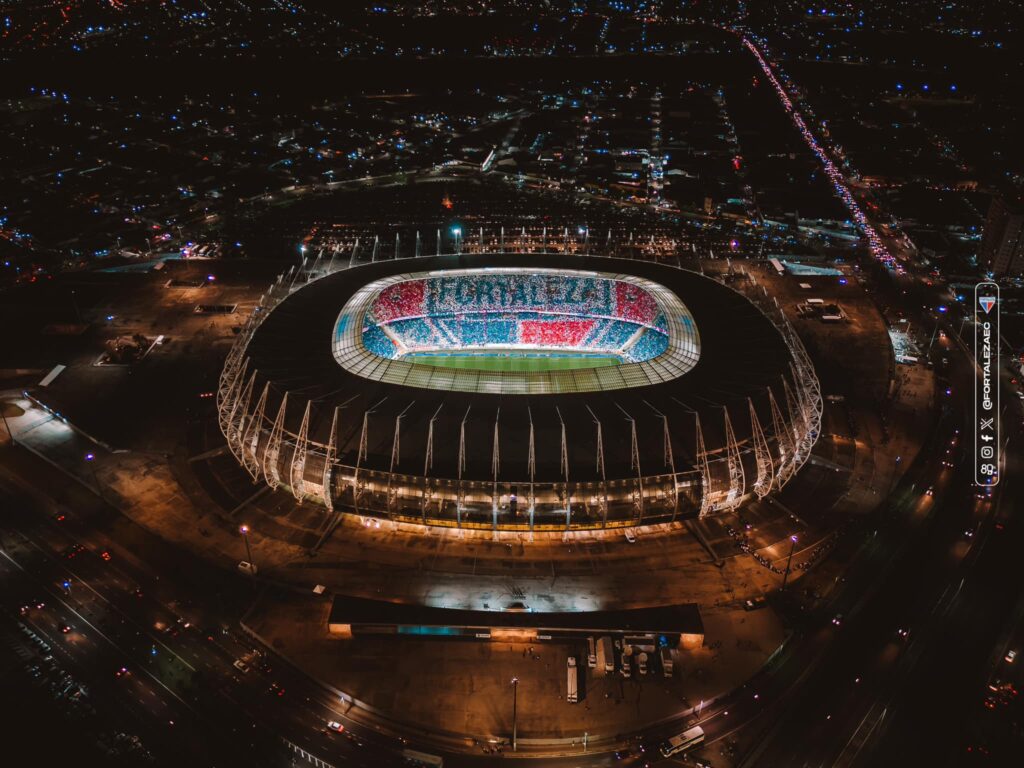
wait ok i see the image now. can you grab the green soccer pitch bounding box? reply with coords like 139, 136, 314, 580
402, 351, 622, 373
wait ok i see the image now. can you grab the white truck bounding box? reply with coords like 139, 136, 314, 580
660, 646, 674, 678
596, 636, 614, 675
587, 637, 597, 668
567, 656, 578, 703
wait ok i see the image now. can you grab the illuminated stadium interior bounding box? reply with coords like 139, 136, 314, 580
221, 253, 821, 528
334, 268, 701, 393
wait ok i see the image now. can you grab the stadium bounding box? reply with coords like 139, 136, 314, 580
217, 252, 821, 532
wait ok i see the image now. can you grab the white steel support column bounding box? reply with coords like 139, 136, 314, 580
527, 407, 536, 535
696, 413, 713, 517
325, 245, 340, 275
422, 403, 443, 525
218, 356, 247, 433
585, 405, 608, 528
348, 238, 360, 269
226, 363, 255, 459
290, 401, 311, 501
749, 397, 773, 499
322, 407, 339, 512
354, 397, 386, 515
264, 392, 289, 489
457, 405, 471, 529
386, 402, 414, 517
241, 383, 269, 480
645, 400, 679, 521
721, 405, 745, 511
783, 377, 806, 464
556, 407, 571, 530
769, 386, 796, 486
492, 408, 501, 531
616, 404, 644, 525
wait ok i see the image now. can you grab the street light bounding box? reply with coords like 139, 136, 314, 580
781, 534, 798, 591
239, 524, 254, 573
84, 452, 102, 499
511, 676, 519, 752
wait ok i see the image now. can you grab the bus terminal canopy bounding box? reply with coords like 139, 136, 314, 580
328, 595, 704, 647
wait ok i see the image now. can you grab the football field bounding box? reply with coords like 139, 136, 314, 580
403, 351, 622, 373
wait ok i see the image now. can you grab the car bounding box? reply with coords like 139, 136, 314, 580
115, 666, 129, 677
100, 551, 112, 561
624, 529, 637, 544
1006, 650, 1017, 664
988, 678, 1016, 695
897, 627, 909, 639
326, 721, 344, 733
268, 682, 285, 697
63, 544, 86, 559
131, 588, 144, 598
60, 624, 72, 634
925, 487, 934, 496
233, 659, 250, 673
832, 614, 843, 626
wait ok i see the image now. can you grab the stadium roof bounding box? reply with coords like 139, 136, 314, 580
243, 253, 795, 483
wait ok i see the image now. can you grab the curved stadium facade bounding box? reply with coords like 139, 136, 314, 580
217, 252, 821, 531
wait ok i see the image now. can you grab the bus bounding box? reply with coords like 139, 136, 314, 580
659, 725, 705, 757
402, 748, 444, 767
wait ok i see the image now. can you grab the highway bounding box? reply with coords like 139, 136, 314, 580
0, 448, 422, 768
